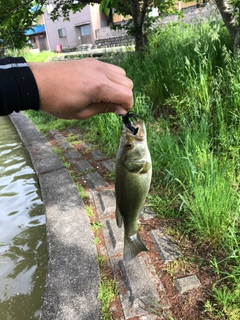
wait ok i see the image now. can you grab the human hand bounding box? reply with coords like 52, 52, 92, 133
29, 58, 133, 120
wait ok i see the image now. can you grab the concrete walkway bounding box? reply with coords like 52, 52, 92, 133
9, 112, 201, 319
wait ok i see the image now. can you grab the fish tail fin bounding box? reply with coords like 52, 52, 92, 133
123, 232, 149, 263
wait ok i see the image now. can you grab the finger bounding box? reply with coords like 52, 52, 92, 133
85, 58, 127, 76
76, 102, 131, 120
101, 61, 127, 76
98, 82, 133, 110
106, 69, 134, 89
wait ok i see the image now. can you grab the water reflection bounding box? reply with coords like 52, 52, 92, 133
0, 116, 47, 319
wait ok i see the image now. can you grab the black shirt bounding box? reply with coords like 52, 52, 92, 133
0, 57, 39, 116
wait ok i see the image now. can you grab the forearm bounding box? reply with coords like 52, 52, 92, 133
0, 57, 39, 116
29, 58, 133, 120
0, 57, 133, 119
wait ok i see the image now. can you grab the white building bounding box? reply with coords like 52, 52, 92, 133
43, 3, 111, 51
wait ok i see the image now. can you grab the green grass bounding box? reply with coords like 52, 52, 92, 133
25, 16, 240, 319
98, 276, 118, 320
96, 254, 118, 319
65, 134, 80, 143
53, 146, 64, 155
76, 182, 88, 200
97, 254, 118, 320
10, 48, 62, 62
85, 205, 94, 218
93, 237, 101, 245
91, 221, 103, 231
24, 110, 79, 132
97, 254, 105, 267
24, 50, 61, 62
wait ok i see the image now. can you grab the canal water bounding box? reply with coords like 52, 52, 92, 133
0, 116, 47, 319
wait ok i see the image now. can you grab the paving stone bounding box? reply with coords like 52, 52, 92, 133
102, 218, 124, 256
74, 159, 94, 172
150, 229, 182, 263
82, 141, 93, 151
68, 129, 78, 135
64, 149, 81, 161
91, 149, 105, 160
110, 256, 166, 319
49, 129, 59, 136
174, 275, 201, 294
67, 129, 83, 141
84, 172, 109, 189
138, 316, 163, 320
92, 190, 115, 217
57, 140, 75, 150
101, 160, 115, 172
100, 190, 116, 211
141, 207, 157, 220
54, 133, 65, 141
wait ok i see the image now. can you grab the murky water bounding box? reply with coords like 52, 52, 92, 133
0, 116, 47, 319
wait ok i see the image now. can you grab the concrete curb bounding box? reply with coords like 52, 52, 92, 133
9, 112, 101, 320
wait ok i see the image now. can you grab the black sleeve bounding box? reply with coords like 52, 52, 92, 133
0, 57, 40, 116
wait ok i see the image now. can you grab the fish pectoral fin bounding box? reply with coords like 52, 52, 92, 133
123, 232, 149, 263
116, 205, 123, 228
140, 161, 151, 174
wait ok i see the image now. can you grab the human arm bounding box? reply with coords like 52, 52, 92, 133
29, 58, 134, 119
0, 57, 133, 119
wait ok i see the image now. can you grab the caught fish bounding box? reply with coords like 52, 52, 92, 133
115, 119, 152, 263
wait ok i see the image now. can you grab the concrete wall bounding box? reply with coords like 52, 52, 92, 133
95, 26, 127, 39
90, 5, 102, 40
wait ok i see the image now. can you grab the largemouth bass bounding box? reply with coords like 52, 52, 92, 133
115, 120, 152, 262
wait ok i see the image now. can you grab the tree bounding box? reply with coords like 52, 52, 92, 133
110, 0, 176, 51
214, 0, 240, 53
1, 0, 240, 53
50, 0, 240, 52
0, 1, 44, 55
50, 0, 175, 51
1, 0, 175, 53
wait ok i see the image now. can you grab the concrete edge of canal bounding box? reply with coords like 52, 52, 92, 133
9, 112, 101, 320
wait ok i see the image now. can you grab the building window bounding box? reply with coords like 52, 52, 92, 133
58, 28, 67, 38
101, 20, 108, 28
80, 24, 90, 36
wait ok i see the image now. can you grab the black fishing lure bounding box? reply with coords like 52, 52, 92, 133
122, 111, 141, 135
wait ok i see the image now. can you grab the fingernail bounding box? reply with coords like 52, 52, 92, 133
115, 106, 126, 116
